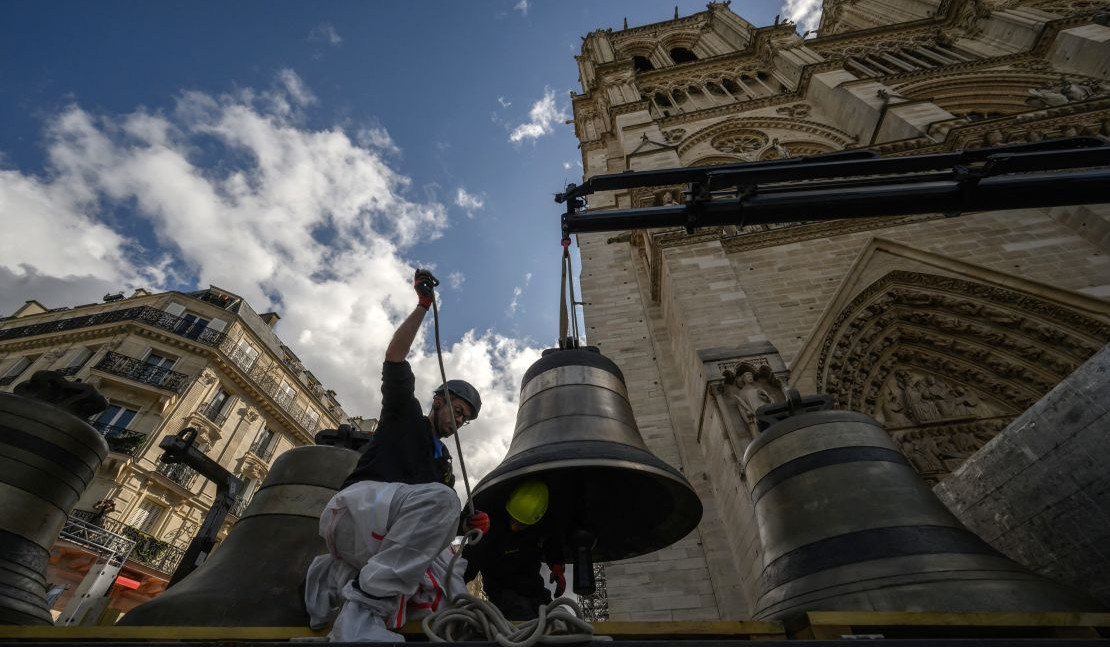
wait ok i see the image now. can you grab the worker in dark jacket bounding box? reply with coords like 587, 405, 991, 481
464, 479, 566, 620
305, 270, 489, 642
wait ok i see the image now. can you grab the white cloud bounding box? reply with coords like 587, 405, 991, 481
309, 22, 343, 46
562, 161, 571, 170
448, 271, 465, 290
0, 70, 541, 498
508, 88, 569, 144
781, 0, 823, 36
357, 126, 401, 156
507, 272, 533, 315
497, 96, 512, 108
454, 186, 485, 217
514, 0, 529, 16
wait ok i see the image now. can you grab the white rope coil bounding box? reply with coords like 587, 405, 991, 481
422, 529, 604, 645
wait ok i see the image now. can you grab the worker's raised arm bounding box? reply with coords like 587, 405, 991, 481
384, 270, 436, 363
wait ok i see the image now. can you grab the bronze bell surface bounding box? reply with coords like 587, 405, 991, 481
0, 371, 109, 625
471, 347, 703, 594
118, 444, 360, 626
743, 392, 1101, 620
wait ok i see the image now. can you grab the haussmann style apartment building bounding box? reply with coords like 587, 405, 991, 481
0, 286, 359, 617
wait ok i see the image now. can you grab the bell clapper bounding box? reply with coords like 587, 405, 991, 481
571, 529, 597, 595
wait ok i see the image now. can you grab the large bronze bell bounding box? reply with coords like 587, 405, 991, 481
0, 372, 108, 625
471, 347, 703, 594
744, 392, 1101, 620
118, 444, 360, 626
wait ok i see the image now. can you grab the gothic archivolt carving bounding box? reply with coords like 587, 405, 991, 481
816, 270, 1109, 481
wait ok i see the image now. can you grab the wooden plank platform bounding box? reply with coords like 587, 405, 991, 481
0, 620, 787, 642
793, 611, 1110, 640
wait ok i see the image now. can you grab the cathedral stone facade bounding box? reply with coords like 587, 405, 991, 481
570, 0, 1110, 620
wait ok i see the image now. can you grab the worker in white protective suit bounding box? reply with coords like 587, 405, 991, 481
305, 270, 489, 641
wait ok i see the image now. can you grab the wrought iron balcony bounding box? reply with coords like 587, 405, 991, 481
102, 519, 185, 574
0, 305, 227, 346
0, 375, 18, 387
200, 400, 231, 426
156, 461, 199, 490
229, 494, 252, 518
94, 351, 189, 393
90, 421, 147, 456
248, 438, 277, 462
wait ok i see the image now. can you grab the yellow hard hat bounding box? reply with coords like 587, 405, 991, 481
505, 479, 548, 526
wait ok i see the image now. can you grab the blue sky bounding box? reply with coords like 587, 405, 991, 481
0, 0, 799, 484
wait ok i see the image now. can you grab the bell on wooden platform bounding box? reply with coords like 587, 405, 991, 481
0, 372, 108, 626
470, 346, 703, 595
118, 444, 360, 626
744, 391, 1101, 620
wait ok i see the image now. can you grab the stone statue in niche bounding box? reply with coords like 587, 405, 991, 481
719, 366, 784, 441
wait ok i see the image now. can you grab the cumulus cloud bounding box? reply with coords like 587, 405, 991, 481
508, 272, 533, 315
514, 0, 529, 16
781, 0, 823, 36
454, 187, 485, 217
508, 88, 569, 144
448, 271, 465, 290
309, 22, 343, 46
0, 70, 540, 497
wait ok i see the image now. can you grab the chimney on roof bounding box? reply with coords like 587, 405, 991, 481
260, 312, 281, 328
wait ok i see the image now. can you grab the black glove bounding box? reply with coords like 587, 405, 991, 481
414, 269, 438, 309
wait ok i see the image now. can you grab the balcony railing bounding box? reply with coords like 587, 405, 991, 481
249, 439, 277, 462
94, 352, 189, 393
0, 375, 19, 387
90, 421, 147, 456
68, 512, 185, 575
102, 519, 185, 574
224, 347, 323, 435
0, 305, 227, 346
200, 400, 231, 426
229, 494, 252, 518
156, 461, 199, 490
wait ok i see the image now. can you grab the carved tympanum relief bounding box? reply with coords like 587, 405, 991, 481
816, 270, 1109, 483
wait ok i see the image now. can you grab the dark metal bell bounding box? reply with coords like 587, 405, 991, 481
744, 393, 1100, 620
118, 445, 360, 626
471, 347, 703, 594
0, 372, 109, 625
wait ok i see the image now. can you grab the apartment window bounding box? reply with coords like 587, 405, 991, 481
144, 351, 178, 370
94, 404, 139, 431
1, 355, 38, 386
230, 339, 259, 371
175, 311, 211, 339
251, 428, 278, 460
68, 347, 94, 368
304, 408, 320, 430
203, 388, 233, 423
275, 381, 296, 408
126, 499, 166, 535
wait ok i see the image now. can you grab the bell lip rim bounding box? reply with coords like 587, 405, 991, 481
473, 457, 699, 495
470, 458, 704, 561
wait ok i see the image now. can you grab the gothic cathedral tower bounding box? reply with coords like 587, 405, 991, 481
571, 0, 1110, 620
